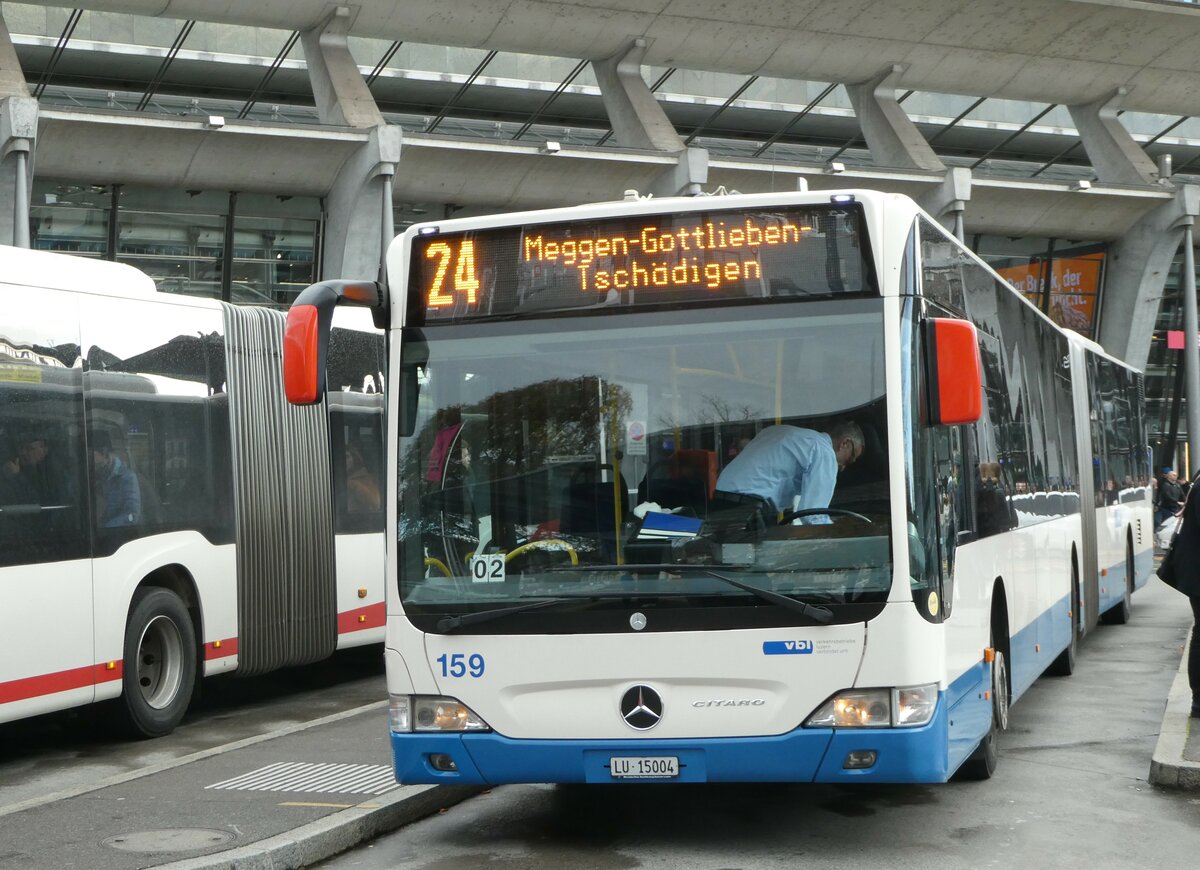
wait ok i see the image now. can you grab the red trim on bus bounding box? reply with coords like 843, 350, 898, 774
338, 602, 386, 634
0, 662, 123, 705
204, 637, 239, 660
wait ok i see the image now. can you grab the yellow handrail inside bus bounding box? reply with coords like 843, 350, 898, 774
505, 539, 579, 565
423, 557, 452, 577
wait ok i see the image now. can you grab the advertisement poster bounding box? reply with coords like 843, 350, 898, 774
996, 251, 1104, 336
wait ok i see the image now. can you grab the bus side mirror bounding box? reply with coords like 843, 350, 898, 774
283, 280, 383, 405
925, 317, 982, 426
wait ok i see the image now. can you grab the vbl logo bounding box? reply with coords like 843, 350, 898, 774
762, 640, 814, 655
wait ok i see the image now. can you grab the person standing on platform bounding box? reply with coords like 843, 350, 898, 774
1158, 472, 1200, 717
1158, 468, 1185, 527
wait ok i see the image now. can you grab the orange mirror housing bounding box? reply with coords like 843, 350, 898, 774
283, 304, 322, 405
927, 317, 982, 426
281, 280, 384, 406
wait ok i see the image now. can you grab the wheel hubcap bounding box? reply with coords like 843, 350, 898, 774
993, 651, 1010, 731
136, 615, 184, 710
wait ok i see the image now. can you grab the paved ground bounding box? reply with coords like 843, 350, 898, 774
0, 579, 1197, 869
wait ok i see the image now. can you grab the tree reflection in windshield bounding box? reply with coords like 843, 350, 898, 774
398, 300, 892, 623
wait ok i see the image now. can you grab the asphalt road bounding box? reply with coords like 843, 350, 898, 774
319, 579, 1200, 870
0, 644, 386, 812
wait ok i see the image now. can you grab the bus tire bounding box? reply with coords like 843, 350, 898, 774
115, 587, 197, 738
1101, 539, 1134, 626
1046, 562, 1079, 677
957, 632, 1009, 781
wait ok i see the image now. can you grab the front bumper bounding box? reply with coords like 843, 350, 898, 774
389, 693, 952, 784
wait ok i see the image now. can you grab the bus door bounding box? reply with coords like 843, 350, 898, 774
1068, 342, 1100, 630
0, 287, 95, 718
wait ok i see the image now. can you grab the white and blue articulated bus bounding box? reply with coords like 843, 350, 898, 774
284, 189, 1152, 784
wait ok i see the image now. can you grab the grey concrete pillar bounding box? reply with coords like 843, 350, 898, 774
1067, 88, 1159, 187
847, 64, 944, 172
593, 38, 685, 153
1, 12, 35, 248
1180, 221, 1200, 464
0, 11, 28, 99
301, 5, 384, 129
917, 167, 972, 241
1096, 184, 1200, 370
322, 124, 401, 281
301, 5, 401, 280
647, 147, 708, 198
1, 97, 37, 248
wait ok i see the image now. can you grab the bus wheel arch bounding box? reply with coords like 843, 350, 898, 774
1047, 550, 1080, 677
957, 578, 1010, 781
113, 569, 201, 738
1102, 532, 1134, 625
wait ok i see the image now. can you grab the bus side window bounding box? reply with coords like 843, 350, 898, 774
931, 424, 967, 617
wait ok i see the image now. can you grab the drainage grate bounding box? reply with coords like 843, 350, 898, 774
205, 762, 397, 795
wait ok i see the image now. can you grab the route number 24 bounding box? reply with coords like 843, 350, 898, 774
426, 240, 480, 308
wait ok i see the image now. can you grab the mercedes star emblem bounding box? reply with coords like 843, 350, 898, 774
620, 685, 663, 730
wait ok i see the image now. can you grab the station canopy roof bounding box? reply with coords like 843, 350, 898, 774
32, 0, 1200, 116
9, 0, 1200, 238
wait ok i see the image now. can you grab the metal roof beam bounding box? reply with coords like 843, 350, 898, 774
237, 30, 300, 119
511, 58, 588, 140
969, 102, 1056, 170
683, 74, 758, 147
134, 19, 194, 112
366, 41, 402, 88
751, 82, 838, 159
425, 49, 496, 134
925, 96, 988, 147
32, 8, 81, 100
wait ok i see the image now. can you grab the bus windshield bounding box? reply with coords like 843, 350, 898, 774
397, 298, 892, 633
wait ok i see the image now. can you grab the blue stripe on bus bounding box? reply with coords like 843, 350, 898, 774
389, 694, 960, 785
1134, 548, 1154, 592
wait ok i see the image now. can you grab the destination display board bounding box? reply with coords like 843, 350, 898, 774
407, 203, 871, 323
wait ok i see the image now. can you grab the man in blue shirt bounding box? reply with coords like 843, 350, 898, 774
714, 421, 864, 523
90, 430, 142, 528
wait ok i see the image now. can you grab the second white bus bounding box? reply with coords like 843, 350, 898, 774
0, 246, 387, 736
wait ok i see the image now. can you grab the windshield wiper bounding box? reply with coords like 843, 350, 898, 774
702, 569, 834, 624
435, 596, 599, 633
546, 563, 835, 625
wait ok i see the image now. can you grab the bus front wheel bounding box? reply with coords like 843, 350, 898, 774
957, 637, 1009, 781
115, 588, 197, 738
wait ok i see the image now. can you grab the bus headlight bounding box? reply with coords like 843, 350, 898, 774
804, 684, 938, 728
389, 694, 490, 733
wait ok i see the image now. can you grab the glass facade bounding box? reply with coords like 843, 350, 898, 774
28, 182, 320, 307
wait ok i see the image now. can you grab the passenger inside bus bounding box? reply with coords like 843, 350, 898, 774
90, 429, 142, 528
345, 440, 382, 513
3, 430, 73, 508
